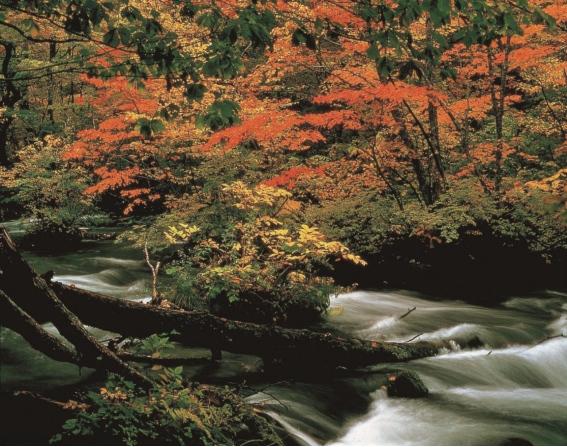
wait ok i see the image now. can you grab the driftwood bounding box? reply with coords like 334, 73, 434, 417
0, 227, 440, 377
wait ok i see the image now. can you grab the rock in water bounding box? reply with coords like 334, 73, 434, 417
463, 335, 484, 349
386, 371, 429, 398
500, 438, 533, 446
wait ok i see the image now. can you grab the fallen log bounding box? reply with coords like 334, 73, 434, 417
0, 289, 82, 366
1, 227, 439, 370
1, 289, 198, 370
47, 281, 439, 368
0, 228, 153, 388
116, 352, 213, 367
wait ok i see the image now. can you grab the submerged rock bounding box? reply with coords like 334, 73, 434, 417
500, 438, 533, 446
463, 335, 484, 349
386, 371, 429, 398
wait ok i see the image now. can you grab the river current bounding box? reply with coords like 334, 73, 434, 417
1, 220, 566, 445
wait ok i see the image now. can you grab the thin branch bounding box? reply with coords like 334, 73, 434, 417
398, 306, 416, 320
0, 19, 85, 44
537, 82, 566, 139
404, 333, 423, 343
144, 240, 161, 305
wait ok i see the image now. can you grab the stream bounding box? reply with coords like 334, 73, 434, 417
1, 220, 566, 445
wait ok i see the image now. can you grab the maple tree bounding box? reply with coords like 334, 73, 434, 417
0, 0, 278, 167
197, 0, 564, 208
62, 72, 166, 214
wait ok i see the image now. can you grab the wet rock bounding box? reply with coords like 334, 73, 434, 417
500, 438, 533, 446
386, 371, 428, 398
463, 335, 484, 349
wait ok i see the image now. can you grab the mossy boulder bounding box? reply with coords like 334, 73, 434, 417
386, 371, 429, 398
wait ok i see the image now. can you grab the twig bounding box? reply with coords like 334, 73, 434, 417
522, 334, 565, 352
234, 382, 290, 411
404, 333, 423, 343
240, 439, 277, 446
13, 390, 90, 411
399, 307, 417, 320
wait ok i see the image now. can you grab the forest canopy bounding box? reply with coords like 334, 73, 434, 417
2, 0, 565, 290
0, 0, 566, 302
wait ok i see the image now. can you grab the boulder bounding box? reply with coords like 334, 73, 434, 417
386, 371, 429, 398
500, 438, 533, 446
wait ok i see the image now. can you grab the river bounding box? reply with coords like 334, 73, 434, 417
1, 220, 566, 445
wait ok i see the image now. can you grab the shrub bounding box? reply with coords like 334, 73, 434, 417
163, 181, 366, 325
0, 137, 99, 247
308, 177, 566, 260
51, 371, 281, 446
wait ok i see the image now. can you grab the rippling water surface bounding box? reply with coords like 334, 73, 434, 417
1, 221, 566, 445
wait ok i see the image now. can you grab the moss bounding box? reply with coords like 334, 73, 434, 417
386, 371, 429, 398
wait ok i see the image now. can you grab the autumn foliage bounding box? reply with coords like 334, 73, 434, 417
2, 0, 566, 252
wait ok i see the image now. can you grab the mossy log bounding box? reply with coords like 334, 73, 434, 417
1, 227, 439, 371
40, 280, 440, 369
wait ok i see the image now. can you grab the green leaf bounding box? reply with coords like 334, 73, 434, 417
366, 43, 379, 60
196, 11, 220, 29
440, 66, 457, 80
135, 118, 165, 139
203, 42, 242, 79
102, 28, 120, 47
121, 6, 142, 22
291, 28, 316, 50
118, 27, 131, 46
184, 83, 206, 101
197, 100, 240, 130
150, 119, 165, 134
180, 1, 198, 18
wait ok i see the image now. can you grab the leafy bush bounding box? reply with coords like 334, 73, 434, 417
309, 178, 566, 260
51, 371, 281, 446
0, 137, 99, 246
163, 181, 366, 325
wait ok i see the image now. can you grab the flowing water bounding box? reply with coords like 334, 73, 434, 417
1, 220, 566, 445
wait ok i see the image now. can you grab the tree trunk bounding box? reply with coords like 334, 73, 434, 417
47, 41, 57, 124
0, 119, 12, 166
1, 39, 22, 167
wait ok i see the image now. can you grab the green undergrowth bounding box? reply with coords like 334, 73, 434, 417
51, 370, 282, 446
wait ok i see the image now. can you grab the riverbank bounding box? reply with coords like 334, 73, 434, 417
6, 217, 566, 303
332, 237, 567, 302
